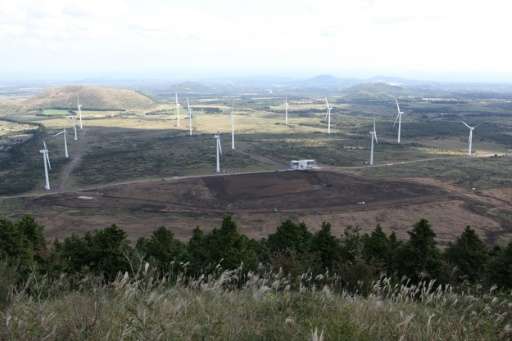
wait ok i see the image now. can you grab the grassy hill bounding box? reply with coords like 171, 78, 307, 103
341, 82, 408, 100
23, 86, 155, 111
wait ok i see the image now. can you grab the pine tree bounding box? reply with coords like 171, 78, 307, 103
396, 219, 442, 281
136, 226, 186, 274
363, 225, 391, 270
445, 226, 488, 283
310, 222, 340, 271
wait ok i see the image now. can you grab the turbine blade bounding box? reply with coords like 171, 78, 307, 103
373, 120, 378, 143
461, 121, 471, 129
45, 152, 52, 170
395, 98, 401, 113
393, 113, 400, 127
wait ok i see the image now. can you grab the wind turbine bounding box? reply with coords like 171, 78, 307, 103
54, 129, 69, 158
369, 119, 378, 166
214, 133, 222, 173
67, 115, 78, 141
77, 95, 83, 129
230, 102, 235, 150
325, 97, 332, 134
187, 98, 193, 136
462, 121, 478, 156
393, 98, 404, 144
284, 97, 289, 126
175, 92, 181, 128
42, 140, 52, 171
40, 143, 51, 190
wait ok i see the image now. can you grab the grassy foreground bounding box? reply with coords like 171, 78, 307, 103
2, 270, 511, 340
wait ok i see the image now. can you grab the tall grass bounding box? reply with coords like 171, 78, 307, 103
1, 266, 511, 340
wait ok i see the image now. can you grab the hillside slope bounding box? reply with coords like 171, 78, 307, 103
23, 86, 155, 110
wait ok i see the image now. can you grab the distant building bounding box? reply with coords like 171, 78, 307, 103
289, 159, 318, 170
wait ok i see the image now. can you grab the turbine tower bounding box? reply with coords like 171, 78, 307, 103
325, 97, 332, 134
55, 129, 69, 158
67, 115, 78, 141
214, 133, 222, 173
231, 103, 235, 150
40, 143, 51, 190
369, 119, 378, 166
175, 92, 181, 128
394, 98, 404, 144
77, 95, 83, 129
42, 140, 52, 170
187, 98, 192, 136
462, 121, 477, 156
284, 97, 289, 126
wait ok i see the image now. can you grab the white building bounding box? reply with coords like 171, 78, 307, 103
289, 159, 318, 170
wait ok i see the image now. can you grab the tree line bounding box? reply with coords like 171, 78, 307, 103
1, 215, 511, 290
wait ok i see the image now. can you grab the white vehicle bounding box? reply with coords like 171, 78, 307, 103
289, 159, 318, 170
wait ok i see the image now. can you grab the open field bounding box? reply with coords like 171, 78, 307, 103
1, 170, 510, 245
0, 86, 510, 244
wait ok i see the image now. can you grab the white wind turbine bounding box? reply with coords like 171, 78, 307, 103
284, 96, 289, 126
462, 121, 478, 156
187, 98, 193, 136
67, 114, 78, 141
42, 140, 52, 171
175, 92, 181, 128
214, 133, 222, 173
54, 129, 69, 158
230, 103, 235, 150
40, 142, 51, 190
369, 119, 378, 166
77, 95, 83, 129
325, 97, 332, 134
393, 98, 404, 144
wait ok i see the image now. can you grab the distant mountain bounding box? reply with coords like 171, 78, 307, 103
23, 86, 154, 110
291, 75, 359, 90
341, 82, 408, 99
171, 81, 217, 93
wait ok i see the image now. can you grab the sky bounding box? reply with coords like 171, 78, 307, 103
1, 0, 512, 82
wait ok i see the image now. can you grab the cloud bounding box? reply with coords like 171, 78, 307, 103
0, 0, 511, 79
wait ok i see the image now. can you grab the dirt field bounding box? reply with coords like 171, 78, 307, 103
2, 170, 510, 244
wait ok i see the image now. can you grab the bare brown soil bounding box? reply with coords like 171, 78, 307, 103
5, 170, 511, 244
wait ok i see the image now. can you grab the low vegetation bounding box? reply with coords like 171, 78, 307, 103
1, 215, 511, 339
23, 86, 155, 111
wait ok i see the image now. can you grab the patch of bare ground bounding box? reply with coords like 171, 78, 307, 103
5, 170, 510, 244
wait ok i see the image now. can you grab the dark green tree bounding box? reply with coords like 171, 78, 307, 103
396, 219, 442, 281
310, 222, 340, 271
0, 218, 21, 261
339, 226, 363, 263
59, 225, 131, 279
267, 220, 312, 254
136, 226, 187, 274
0, 216, 46, 271
202, 216, 258, 270
187, 227, 209, 274
445, 226, 488, 283
362, 225, 391, 270
487, 242, 512, 288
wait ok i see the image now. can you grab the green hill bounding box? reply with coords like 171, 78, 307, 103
342, 82, 408, 100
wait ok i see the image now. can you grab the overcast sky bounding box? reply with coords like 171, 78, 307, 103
1, 0, 511, 82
